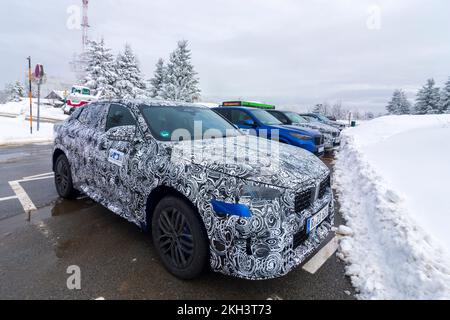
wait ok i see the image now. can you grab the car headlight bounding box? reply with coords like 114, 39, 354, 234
240, 185, 282, 201
289, 132, 312, 141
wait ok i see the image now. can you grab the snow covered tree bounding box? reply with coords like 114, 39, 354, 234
114, 44, 147, 99
414, 79, 441, 114
161, 40, 201, 102
440, 77, 450, 114
4, 81, 26, 102
82, 39, 117, 99
148, 58, 166, 98
386, 89, 411, 115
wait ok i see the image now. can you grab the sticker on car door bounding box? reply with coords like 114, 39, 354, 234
108, 149, 124, 167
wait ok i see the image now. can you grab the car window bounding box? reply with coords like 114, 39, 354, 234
285, 112, 308, 124
139, 105, 241, 141
230, 110, 252, 125
250, 110, 282, 125
269, 111, 290, 124
105, 104, 136, 132
77, 104, 106, 128
214, 109, 231, 120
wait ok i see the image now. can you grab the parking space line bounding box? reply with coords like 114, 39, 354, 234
22, 172, 54, 180
8, 181, 37, 212
0, 195, 19, 202
302, 236, 339, 274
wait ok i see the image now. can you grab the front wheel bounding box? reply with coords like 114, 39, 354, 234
151, 196, 209, 280
54, 154, 78, 199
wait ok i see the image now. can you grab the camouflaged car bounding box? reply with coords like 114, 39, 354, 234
52, 99, 334, 280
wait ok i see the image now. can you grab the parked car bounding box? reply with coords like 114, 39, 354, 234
213, 106, 325, 156
267, 110, 341, 151
53, 100, 334, 280
300, 113, 346, 131
62, 85, 100, 115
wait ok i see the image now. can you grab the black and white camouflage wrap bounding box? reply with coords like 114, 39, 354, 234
53, 99, 334, 280
291, 121, 341, 150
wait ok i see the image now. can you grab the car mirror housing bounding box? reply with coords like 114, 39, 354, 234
106, 125, 136, 142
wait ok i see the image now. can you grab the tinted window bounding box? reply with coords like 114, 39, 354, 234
214, 109, 231, 120
269, 111, 290, 124
229, 110, 252, 125
139, 105, 241, 141
249, 110, 282, 125
284, 112, 308, 124
106, 104, 136, 131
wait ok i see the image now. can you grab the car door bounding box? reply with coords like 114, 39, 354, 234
70, 103, 108, 190
93, 103, 143, 220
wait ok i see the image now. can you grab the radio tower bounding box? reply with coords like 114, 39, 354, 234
81, 0, 90, 52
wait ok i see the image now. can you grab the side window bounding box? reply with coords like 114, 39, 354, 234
76, 104, 106, 129
271, 112, 289, 124
214, 109, 231, 121
230, 110, 252, 125
105, 104, 136, 132
77, 107, 90, 125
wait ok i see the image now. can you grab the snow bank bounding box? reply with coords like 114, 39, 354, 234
334, 115, 450, 300
0, 99, 68, 121
0, 116, 54, 146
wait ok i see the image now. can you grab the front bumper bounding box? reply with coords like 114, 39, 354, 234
209, 188, 335, 280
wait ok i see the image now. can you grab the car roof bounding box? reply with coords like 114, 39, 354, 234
95, 98, 208, 109
214, 106, 263, 111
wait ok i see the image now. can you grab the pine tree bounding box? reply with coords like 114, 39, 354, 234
414, 79, 441, 114
161, 40, 201, 102
115, 44, 147, 99
148, 58, 166, 98
5, 81, 26, 102
82, 39, 117, 99
386, 89, 411, 115
440, 77, 450, 114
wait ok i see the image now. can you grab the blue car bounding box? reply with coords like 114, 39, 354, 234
213, 106, 325, 156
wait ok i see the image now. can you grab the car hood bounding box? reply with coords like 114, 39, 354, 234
168, 135, 329, 190
269, 124, 322, 137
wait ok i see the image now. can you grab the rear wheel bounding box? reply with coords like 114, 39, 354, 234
54, 154, 78, 199
151, 196, 208, 280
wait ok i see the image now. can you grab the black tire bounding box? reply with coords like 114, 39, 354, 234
151, 196, 209, 280
54, 154, 78, 199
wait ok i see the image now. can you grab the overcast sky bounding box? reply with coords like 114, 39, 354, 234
1, 0, 449, 112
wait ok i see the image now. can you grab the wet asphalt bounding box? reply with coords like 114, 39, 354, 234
0, 143, 354, 300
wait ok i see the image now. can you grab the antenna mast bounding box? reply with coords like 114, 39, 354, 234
81, 0, 89, 52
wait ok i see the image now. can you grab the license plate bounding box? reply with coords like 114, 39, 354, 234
306, 205, 329, 233
318, 146, 324, 153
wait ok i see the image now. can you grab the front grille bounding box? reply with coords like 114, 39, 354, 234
318, 175, 331, 199
314, 135, 323, 145
295, 188, 312, 213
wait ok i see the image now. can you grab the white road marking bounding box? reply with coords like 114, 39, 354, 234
22, 172, 54, 180
0, 195, 19, 202
302, 236, 339, 274
8, 180, 37, 212
5, 172, 54, 213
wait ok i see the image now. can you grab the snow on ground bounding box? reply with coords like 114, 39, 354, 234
0, 99, 68, 121
0, 115, 54, 146
334, 115, 450, 299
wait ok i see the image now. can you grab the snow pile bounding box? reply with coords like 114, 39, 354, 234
0, 99, 68, 121
334, 115, 450, 300
0, 116, 54, 145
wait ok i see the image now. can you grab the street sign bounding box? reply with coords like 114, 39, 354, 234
34, 64, 44, 79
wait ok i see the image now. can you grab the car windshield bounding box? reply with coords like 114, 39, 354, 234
315, 114, 330, 122
250, 109, 282, 125
139, 105, 242, 141
284, 112, 308, 124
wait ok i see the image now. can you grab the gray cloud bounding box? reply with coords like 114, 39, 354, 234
1, 0, 449, 112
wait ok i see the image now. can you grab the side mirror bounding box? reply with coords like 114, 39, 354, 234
106, 125, 136, 142
242, 119, 256, 127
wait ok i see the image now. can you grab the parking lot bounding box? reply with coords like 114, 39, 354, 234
0, 143, 354, 300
